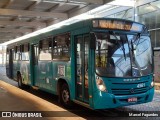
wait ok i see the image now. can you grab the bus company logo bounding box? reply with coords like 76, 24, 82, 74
133, 71, 137, 77
2, 112, 11, 117
130, 88, 135, 93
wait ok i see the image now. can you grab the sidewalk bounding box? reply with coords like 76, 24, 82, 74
0, 80, 83, 120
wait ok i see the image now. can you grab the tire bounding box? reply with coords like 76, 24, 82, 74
17, 74, 25, 89
59, 83, 73, 108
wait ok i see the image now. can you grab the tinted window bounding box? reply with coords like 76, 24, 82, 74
39, 38, 52, 61
52, 33, 70, 61
21, 44, 29, 61
15, 46, 20, 61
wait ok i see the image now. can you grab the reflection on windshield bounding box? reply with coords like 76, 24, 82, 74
128, 35, 153, 76
95, 32, 153, 77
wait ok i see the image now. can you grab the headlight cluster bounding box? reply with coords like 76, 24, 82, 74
150, 81, 154, 87
96, 76, 107, 92
150, 76, 154, 88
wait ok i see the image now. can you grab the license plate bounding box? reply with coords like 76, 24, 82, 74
128, 97, 137, 103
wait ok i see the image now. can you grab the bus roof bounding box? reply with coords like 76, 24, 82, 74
7, 18, 147, 47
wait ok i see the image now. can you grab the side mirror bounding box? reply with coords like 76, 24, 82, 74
90, 33, 96, 49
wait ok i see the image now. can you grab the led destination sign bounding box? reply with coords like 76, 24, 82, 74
93, 20, 143, 32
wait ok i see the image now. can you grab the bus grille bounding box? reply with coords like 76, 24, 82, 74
111, 87, 150, 95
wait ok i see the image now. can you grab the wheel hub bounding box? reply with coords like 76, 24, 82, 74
62, 90, 69, 103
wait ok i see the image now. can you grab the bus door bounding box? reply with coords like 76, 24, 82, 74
7, 49, 13, 78
38, 39, 53, 90
75, 35, 90, 103
31, 44, 39, 86
9, 49, 14, 78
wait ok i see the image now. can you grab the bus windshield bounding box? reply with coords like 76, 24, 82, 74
95, 32, 153, 77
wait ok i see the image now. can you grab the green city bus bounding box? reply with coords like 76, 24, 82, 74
6, 18, 154, 109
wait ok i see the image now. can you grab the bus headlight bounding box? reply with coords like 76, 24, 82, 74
150, 76, 154, 88
96, 77, 107, 92
151, 81, 154, 87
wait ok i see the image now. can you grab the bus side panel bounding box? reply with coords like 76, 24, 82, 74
13, 60, 18, 80
36, 61, 72, 95
46, 61, 54, 91
34, 60, 72, 95
52, 61, 71, 94
51, 62, 57, 93
38, 61, 54, 91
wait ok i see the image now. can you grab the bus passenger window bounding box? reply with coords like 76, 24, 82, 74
53, 33, 70, 61
15, 46, 20, 61
39, 38, 52, 61
6, 48, 9, 61
21, 44, 29, 61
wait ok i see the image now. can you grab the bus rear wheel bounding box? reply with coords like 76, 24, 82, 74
17, 74, 25, 89
60, 83, 72, 108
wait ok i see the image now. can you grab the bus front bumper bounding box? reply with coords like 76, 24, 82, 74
92, 87, 154, 109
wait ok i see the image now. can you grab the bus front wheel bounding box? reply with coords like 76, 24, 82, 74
60, 83, 72, 108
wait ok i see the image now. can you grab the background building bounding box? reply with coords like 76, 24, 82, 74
105, 0, 160, 48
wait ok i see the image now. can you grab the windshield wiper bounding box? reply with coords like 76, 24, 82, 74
130, 33, 143, 76
132, 26, 148, 47
109, 31, 126, 60
130, 33, 141, 56
133, 33, 141, 46
134, 26, 147, 46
